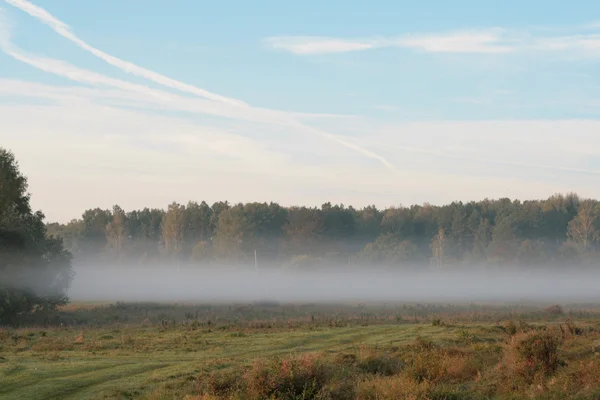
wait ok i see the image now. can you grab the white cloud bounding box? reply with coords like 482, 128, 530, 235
0, 30, 394, 170
5, 0, 245, 106
2, 0, 397, 169
265, 26, 600, 57
396, 31, 512, 53
368, 120, 600, 177
532, 34, 600, 56
264, 30, 512, 55
0, 7, 11, 38
374, 105, 402, 111
264, 36, 376, 55
452, 97, 488, 104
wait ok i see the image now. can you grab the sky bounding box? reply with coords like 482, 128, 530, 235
1, 0, 600, 222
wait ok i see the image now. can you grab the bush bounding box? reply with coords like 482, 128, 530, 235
551, 360, 600, 395
514, 331, 562, 376
496, 330, 564, 391
243, 353, 329, 399
405, 341, 477, 385
204, 370, 241, 397
358, 354, 404, 376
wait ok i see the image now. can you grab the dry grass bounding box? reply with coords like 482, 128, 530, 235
4, 302, 600, 399
357, 374, 430, 400
243, 353, 329, 399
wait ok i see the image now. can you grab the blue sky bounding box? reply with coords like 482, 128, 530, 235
1, 0, 600, 221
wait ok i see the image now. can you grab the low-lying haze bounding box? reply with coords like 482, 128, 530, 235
68, 266, 600, 304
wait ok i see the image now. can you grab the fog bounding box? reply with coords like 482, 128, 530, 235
68, 265, 600, 304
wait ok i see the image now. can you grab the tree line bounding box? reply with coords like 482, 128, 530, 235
5, 145, 600, 324
47, 193, 600, 269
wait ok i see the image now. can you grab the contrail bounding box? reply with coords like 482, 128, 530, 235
2, 1, 395, 169
0, 27, 394, 169
4, 0, 246, 107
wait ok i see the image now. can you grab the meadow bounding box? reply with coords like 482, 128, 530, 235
2, 302, 600, 399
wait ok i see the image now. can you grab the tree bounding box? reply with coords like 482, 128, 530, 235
0, 148, 73, 325
210, 201, 230, 235
517, 239, 552, 267
213, 204, 255, 261
567, 199, 599, 251
487, 216, 519, 265
380, 206, 413, 238
42, 192, 600, 271
355, 234, 418, 268
431, 228, 449, 269
541, 193, 578, 243
191, 240, 212, 265
354, 205, 383, 244
80, 208, 112, 257
162, 202, 185, 261
184, 201, 213, 245
106, 205, 127, 259
284, 207, 323, 256
126, 208, 163, 264
47, 219, 84, 255
450, 204, 469, 261
466, 212, 491, 264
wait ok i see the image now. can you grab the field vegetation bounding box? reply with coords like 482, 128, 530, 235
2, 302, 600, 399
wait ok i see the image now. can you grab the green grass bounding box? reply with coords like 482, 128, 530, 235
2, 302, 600, 399
0, 325, 451, 399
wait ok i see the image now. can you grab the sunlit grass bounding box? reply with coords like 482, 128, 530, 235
2, 302, 600, 399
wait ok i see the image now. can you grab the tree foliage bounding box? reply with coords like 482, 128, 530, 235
45, 191, 600, 270
0, 148, 73, 325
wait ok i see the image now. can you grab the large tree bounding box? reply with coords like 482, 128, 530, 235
0, 148, 73, 325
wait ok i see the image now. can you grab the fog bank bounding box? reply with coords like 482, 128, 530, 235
68, 265, 600, 303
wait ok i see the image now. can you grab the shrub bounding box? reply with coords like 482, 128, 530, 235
358, 354, 404, 376
514, 331, 562, 376
551, 360, 600, 395
405, 342, 477, 385
496, 330, 563, 391
243, 353, 329, 399
334, 353, 357, 365
204, 370, 240, 396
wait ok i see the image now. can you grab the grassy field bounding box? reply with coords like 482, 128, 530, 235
1, 302, 600, 399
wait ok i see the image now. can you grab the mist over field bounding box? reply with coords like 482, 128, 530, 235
68, 265, 600, 303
